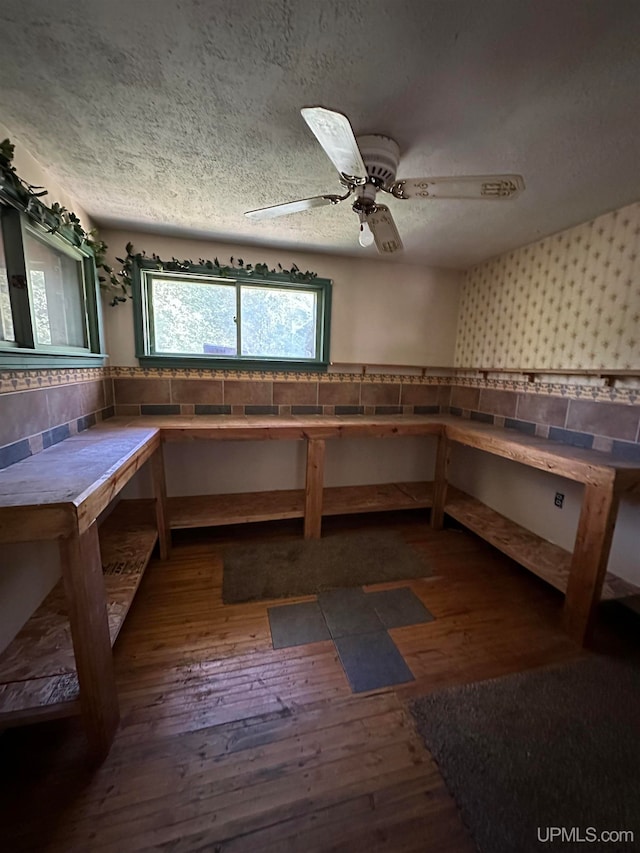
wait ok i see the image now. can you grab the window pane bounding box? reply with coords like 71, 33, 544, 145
240, 286, 317, 359
23, 230, 88, 348
0, 235, 15, 342
151, 277, 237, 355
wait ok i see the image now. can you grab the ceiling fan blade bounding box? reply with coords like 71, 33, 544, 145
367, 205, 403, 254
301, 106, 367, 180
245, 195, 336, 220
392, 174, 525, 200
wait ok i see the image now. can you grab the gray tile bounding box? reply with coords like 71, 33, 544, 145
505, 417, 537, 436
0, 438, 32, 470
42, 423, 70, 448
195, 404, 232, 415
317, 587, 383, 638
334, 405, 364, 415
335, 631, 414, 693
140, 404, 181, 415
470, 410, 494, 424
365, 587, 435, 629
548, 426, 594, 449
268, 601, 331, 649
414, 405, 440, 414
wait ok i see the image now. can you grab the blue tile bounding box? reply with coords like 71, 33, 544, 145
549, 426, 594, 449
195, 404, 232, 415
375, 406, 402, 415
268, 601, 331, 649
140, 404, 181, 415
365, 587, 435, 629
42, 423, 70, 448
414, 405, 440, 414
611, 440, 640, 463
318, 588, 383, 638
77, 413, 96, 433
244, 405, 278, 415
335, 631, 414, 693
504, 418, 537, 436
450, 407, 463, 416
470, 411, 494, 424
0, 439, 32, 470
335, 406, 364, 415
291, 405, 323, 415
101, 406, 115, 420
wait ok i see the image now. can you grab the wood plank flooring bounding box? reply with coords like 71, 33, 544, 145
1, 510, 624, 852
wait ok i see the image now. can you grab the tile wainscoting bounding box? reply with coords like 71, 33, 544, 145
0, 369, 114, 469
2, 366, 640, 469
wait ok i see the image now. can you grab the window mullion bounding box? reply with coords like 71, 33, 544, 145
235, 283, 242, 357
1, 207, 35, 348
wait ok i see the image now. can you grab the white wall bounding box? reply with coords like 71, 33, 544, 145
449, 445, 640, 585
123, 435, 438, 501
98, 228, 462, 368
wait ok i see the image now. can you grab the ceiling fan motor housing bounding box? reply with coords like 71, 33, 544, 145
357, 134, 400, 187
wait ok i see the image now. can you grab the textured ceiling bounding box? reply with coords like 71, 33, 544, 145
1, 0, 639, 268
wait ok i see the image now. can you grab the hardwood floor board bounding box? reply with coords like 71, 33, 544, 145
59, 707, 412, 826
102, 692, 404, 774
3, 514, 631, 853
118, 666, 349, 723
116, 647, 341, 700
53, 740, 429, 852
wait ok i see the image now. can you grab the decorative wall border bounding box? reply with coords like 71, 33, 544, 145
447, 374, 640, 405
0, 367, 108, 395
2, 364, 640, 403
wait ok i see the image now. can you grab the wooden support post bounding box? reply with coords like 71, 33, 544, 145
59, 521, 119, 761
151, 445, 171, 559
563, 481, 619, 645
304, 438, 325, 539
431, 433, 450, 530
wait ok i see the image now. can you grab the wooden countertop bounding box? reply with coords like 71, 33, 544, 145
1, 414, 639, 545
0, 425, 160, 541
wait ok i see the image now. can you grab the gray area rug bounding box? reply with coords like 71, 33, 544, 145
222, 530, 431, 603
410, 655, 640, 853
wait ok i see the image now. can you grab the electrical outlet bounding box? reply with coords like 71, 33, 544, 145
554, 492, 565, 508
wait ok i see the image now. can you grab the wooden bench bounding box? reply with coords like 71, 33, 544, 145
1, 413, 638, 758
0, 425, 170, 760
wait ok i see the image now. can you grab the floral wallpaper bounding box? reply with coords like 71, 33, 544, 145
455, 201, 640, 370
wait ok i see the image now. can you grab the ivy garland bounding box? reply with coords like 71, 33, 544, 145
0, 138, 319, 307
0, 138, 120, 295
116, 246, 319, 307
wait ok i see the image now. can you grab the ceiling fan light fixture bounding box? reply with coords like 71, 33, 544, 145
358, 219, 375, 247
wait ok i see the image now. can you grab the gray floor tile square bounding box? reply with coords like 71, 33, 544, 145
365, 587, 435, 629
317, 587, 383, 638
334, 631, 415, 693
268, 601, 331, 649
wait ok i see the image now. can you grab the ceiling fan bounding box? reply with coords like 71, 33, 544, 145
245, 107, 525, 255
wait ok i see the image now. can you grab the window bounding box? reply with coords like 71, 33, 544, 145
133, 262, 331, 370
0, 207, 104, 367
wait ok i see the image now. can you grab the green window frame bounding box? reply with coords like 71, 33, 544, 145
0, 206, 105, 368
132, 258, 332, 371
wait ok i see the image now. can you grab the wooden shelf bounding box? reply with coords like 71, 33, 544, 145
0, 499, 157, 727
168, 481, 433, 530
444, 487, 637, 602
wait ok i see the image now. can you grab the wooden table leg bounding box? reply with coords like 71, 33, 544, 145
563, 481, 619, 645
151, 445, 171, 559
431, 432, 450, 530
60, 521, 119, 761
304, 438, 325, 539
